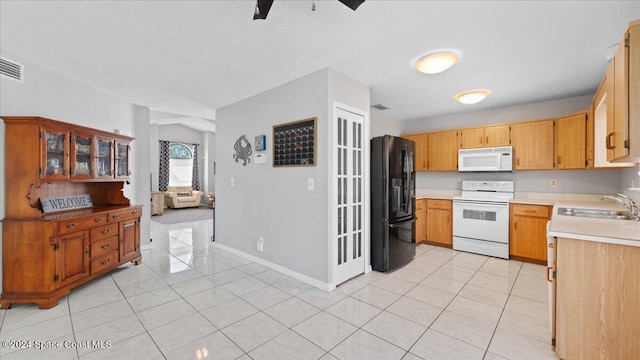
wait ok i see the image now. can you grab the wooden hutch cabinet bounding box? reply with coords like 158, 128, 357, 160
0, 116, 141, 309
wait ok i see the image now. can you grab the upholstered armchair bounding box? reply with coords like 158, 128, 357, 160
164, 186, 204, 209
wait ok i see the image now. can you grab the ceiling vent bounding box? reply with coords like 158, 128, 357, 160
371, 104, 389, 111
0, 57, 24, 83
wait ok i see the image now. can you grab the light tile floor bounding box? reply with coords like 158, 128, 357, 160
0, 218, 558, 359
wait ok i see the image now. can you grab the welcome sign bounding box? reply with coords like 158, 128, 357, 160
40, 194, 93, 213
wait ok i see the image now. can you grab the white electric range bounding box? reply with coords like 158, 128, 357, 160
452, 180, 514, 259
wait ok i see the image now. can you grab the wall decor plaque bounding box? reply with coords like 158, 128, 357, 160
40, 194, 93, 213
273, 117, 317, 167
233, 135, 252, 166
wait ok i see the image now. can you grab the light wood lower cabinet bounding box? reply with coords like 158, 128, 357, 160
509, 204, 551, 264
425, 199, 452, 247
554, 237, 640, 359
1, 206, 142, 309
415, 199, 427, 243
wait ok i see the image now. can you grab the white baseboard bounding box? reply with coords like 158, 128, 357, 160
212, 242, 333, 292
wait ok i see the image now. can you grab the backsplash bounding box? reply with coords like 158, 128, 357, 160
416, 169, 620, 195
619, 166, 640, 201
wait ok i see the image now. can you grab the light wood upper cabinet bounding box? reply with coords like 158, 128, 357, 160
402, 133, 428, 171
608, 20, 640, 162
460, 124, 510, 149
484, 124, 511, 147
589, 62, 637, 168
554, 112, 587, 169
428, 130, 459, 171
459, 127, 484, 148
511, 120, 554, 170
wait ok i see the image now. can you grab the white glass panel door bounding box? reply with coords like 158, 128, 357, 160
334, 107, 365, 285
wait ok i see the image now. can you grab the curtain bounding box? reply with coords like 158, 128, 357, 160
159, 140, 170, 191
192, 143, 200, 191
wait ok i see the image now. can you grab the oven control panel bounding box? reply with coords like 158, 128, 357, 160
461, 180, 514, 193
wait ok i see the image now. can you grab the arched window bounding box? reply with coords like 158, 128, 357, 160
168, 143, 194, 187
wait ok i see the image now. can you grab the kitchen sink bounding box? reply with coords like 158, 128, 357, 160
557, 207, 630, 220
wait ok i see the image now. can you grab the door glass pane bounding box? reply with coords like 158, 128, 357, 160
74, 135, 92, 175
98, 140, 112, 176
353, 233, 356, 259
343, 235, 347, 263
45, 131, 65, 176
117, 143, 128, 176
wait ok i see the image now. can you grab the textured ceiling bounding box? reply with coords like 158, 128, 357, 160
1, 1, 639, 130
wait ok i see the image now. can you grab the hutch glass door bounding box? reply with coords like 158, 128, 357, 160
71, 133, 93, 179
97, 138, 113, 178
41, 126, 69, 179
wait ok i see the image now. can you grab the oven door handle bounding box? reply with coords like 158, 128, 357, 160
453, 200, 509, 207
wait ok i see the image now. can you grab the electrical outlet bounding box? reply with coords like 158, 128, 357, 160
257, 237, 264, 252
550, 179, 557, 187
230, 177, 235, 187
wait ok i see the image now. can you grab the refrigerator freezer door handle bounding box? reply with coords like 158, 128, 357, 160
389, 217, 416, 228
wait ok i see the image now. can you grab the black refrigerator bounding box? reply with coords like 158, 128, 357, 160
370, 135, 416, 272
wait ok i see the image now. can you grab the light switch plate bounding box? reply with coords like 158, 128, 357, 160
307, 178, 314, 191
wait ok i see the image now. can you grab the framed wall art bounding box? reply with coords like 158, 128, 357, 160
273, 117, 316, 167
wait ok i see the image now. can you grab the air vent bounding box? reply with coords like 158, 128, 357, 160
0, 57, 24, 83
371, 104, 389, 110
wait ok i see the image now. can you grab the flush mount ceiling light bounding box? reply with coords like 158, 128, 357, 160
414, 51, 460, 74
454, 89, 491, 104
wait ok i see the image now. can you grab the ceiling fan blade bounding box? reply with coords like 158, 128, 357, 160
253, 0, 274, 20
338, 0, 365, 11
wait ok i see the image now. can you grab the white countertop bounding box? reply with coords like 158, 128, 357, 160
548, 200, 640, 247
416, 189, 640, 247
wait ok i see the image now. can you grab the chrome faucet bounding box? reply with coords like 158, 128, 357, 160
601, 193, 640, 220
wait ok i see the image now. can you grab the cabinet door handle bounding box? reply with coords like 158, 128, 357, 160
547, 267, 554, 283
101, 258, 110, 265
516, 158, 520, 166
66, 222, 75, 229
113, 214, 120, 219
514, 221, 517, 230
101, 243, 110, 249
95, 217, 103, 223
479, 136, 482, 144
485, 136, 488, 144
557, 156, 561, 165
524, 209, 536, 213
606, 133, 615, 149
84, 247, 89, 254
101, 228, 110, 235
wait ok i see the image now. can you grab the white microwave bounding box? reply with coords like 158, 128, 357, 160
458, 146, 513, 172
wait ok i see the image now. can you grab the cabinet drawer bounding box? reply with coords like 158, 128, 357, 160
108, 207, 141, 223
90, 223, 119, 241
90, 251, 118, 274
426, 199, 452, 210
58, 214, 108, 234
90, 236, 119, 258
511, 204, 550, 218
